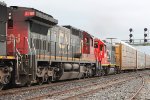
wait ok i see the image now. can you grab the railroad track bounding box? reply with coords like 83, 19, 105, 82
0, 77, 100, 96
129, 75, 145, 100
30, 75, 136, 100
31, 72, 149, 100
0, 72, 132, 96
0, 71, 147, 100
63, 74, 147, 100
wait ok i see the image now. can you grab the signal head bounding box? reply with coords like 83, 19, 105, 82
144, 34, 147, 37
129, 28, 133, 32
144, 28, 148, 32
144, 39, 147, 42
129, 34, 133, 38
129, 39, 133, 43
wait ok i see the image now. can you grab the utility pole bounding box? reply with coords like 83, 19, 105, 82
106, 38, 117, 44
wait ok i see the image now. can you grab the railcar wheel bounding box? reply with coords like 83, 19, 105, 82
26, 81, 32, 87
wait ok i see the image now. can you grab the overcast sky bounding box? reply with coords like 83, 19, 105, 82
3, 0, 150, 53
3, 0, 150, 41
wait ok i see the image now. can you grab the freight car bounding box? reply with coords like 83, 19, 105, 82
115, 41, 150, 71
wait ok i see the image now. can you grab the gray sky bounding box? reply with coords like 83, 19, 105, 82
3, 0, 150, 53
3, 0, 150, 40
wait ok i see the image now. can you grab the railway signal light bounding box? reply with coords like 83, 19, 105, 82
129, 34, 133, 38
144, 28, 148, 32
129, 28, 133, 32
144, 33, 147, 37
144, 39, 147, 42
129, 28, 133, 43
144, 28, 148, 43
129, 39, 133, 43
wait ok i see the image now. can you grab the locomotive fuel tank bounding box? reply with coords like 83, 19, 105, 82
72, 64, 80, 71
63, 63, 72, 71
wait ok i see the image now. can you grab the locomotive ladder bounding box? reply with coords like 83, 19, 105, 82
13, 38, 23, 84
26, 37, 37, 82
14, 37, 37, 84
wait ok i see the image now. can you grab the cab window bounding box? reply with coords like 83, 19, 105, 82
100, 45, 103, 51
94, 42, 98, 48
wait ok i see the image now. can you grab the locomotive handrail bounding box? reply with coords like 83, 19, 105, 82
25, 37, 32, 55
32, 38, 36, 55
13, 38, 22, 83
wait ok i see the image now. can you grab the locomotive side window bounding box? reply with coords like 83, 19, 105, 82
30, 22, 49, 35
39, 39, 42, 50
33, 39, 36, 49
43, 40, 46, 50
91, 38, 93, 46
104, 45, 106, 52
94, 42, 98, 48
36, 39, 39, 49
30, 38, 33, 48
43, 40, 44, 50
48, 42, 51, 52
8, 19, 13, 29
51, 31, 57, 42
100, 45, 103, 51
84, 37, 89, 45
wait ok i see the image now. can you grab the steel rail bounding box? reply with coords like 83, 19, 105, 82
30, 76, 135, 100
0, 77, 100, 96
129, 76, 144, 100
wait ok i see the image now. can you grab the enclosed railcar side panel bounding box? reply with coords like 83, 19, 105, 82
115, 43, 136, 70
115, 44, 121, 68
145, 54, 150, 69
136, 51, 146, 69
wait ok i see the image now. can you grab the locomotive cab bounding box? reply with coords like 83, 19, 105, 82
101, 41, 118, 75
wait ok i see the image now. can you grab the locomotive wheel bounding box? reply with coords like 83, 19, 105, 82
0, 83, 4, 90
3, 75, 10, 84
44, 74, 51, 84
82, 73, 86, 79
26, 81, 32, 87
37, 77, 44, 85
